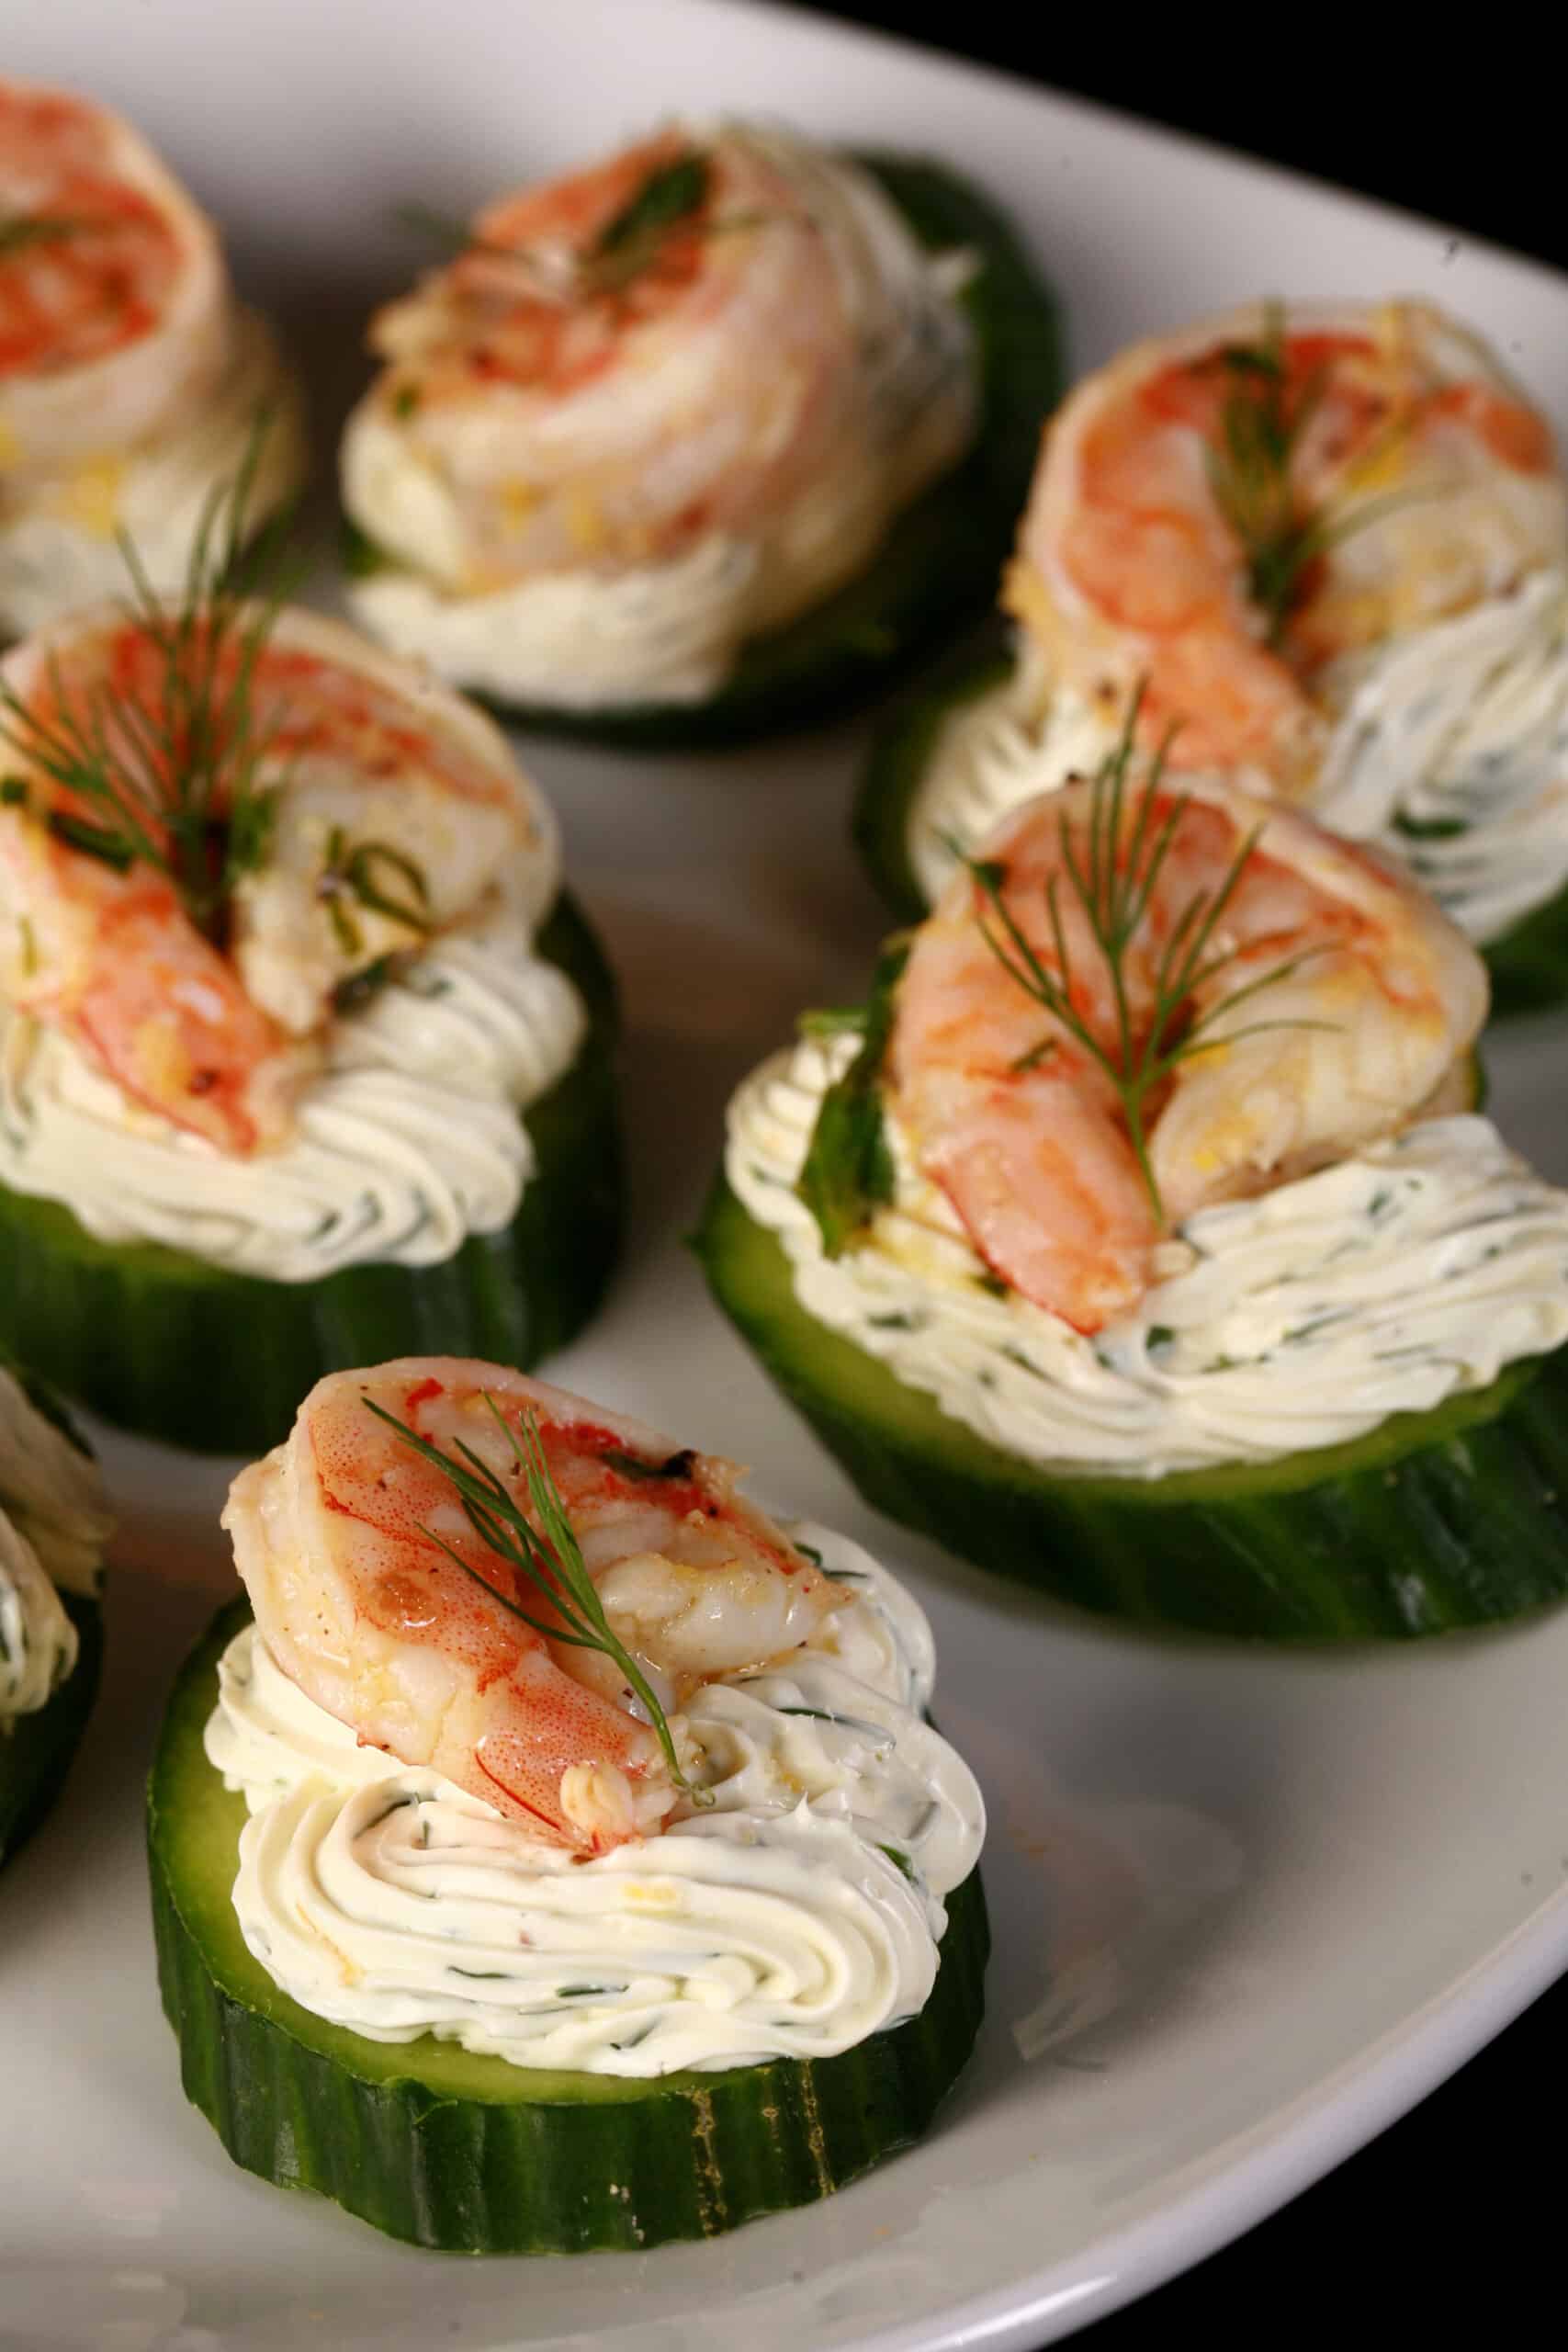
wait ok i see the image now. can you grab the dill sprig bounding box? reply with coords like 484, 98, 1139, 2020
585, 150, 711, 292
1204, 301, 1415, 648
317, 831, 433, 958
0, 419, 296, 940
0, 424, 434, 970
949, 690, 1333, 1225
365, 1395, 703, 1804
795, 937, 910, 1258
396, 147, 716, 308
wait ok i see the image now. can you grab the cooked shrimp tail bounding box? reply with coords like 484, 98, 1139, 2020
225, 1361, 841, 1854
1009, 300, 1564, 793
889, 736, 1487, 1331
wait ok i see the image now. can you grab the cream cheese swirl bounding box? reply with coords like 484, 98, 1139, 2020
727, 1036, 1568, 1476
0, 1365, 110, 1729
347, 533, 766, 714
205, 1528, 985, 2077
0, 910, 586, 1283
908, 575, 1568, 947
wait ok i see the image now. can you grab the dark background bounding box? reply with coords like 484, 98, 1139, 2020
800, 6, 1563, 2343
799, 9, 1565, 273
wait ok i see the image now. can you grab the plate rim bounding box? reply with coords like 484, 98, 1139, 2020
4, 4, 1568, 2346
858, 1877, 1568, 2349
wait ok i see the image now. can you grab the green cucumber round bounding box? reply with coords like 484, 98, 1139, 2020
1478, 880, 1568, 1015
852, 643, 1568, 1012
150, 1600, 988, 2253
0, 896, 622, 1456
0, 1591, 102, 1871
694, 1170, 1568, 1641
344, 155, 1062, 752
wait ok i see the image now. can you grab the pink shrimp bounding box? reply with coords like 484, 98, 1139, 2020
0, 605, 551, 1152
0, 82, 186, 380
0, 78, 228, 473
223, 1360, 840, 1853
342, 122, 969, 601
888, 772, 1487, 1333
1007, 302, 1565, 794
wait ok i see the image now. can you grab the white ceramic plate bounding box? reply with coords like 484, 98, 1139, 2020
5, 4, 1568, 2346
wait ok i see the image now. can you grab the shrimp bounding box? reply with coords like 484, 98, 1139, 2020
223, 1359, 841, 1853
341, 122, 974, 614
1007, 302, 1566, 793
0, 78, 228, 479
0, 605, 554, 1152
888, 773, 1487, 1333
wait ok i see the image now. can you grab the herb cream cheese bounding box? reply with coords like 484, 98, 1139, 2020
727, 1035, 1568, 1476
205, 1526, 985, 2077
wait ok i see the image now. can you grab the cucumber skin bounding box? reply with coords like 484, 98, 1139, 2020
0, 896, 622, 1456
1482, 881, 1568, 1016
694, 1170, 1568, 1641
0, 1592, 102, 1871
149, 1600, 989, 2254
347, 156, 1063, 752
853, 642, 1568, 1012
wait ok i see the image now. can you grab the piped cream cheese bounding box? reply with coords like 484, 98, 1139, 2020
727, 1035, 1568, 1476
0, 910, 586, 1282
908, 574, 1568, 947
204, 1525, 985, 2077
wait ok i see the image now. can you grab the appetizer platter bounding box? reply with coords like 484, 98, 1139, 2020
3, 2, 1568, 2350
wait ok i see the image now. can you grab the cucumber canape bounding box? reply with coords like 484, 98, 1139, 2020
0, 1359, 112, 1869
856, 300, 1568, 1011
152, 1361, 987, 2249
340, 130, 1060, 748
705, 729, 1568, 1639
0, 525, 624, 1454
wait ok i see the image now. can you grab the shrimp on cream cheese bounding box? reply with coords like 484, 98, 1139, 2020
890, 769, 1486, 1332
907, 301, 1568, 954
340, 122, 978, 709
0, 76, 305, 638
223, 1359, 842, 1852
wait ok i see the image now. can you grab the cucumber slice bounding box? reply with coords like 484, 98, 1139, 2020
853, 643, 1568, 1012
344, 156, 1062, 752
0, 896, 622, 1455
1480, 878, 1568, 1015
694, 1170, 1568, 1640
0, 1591, 102, 1871
150, 1600, 989, 2252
